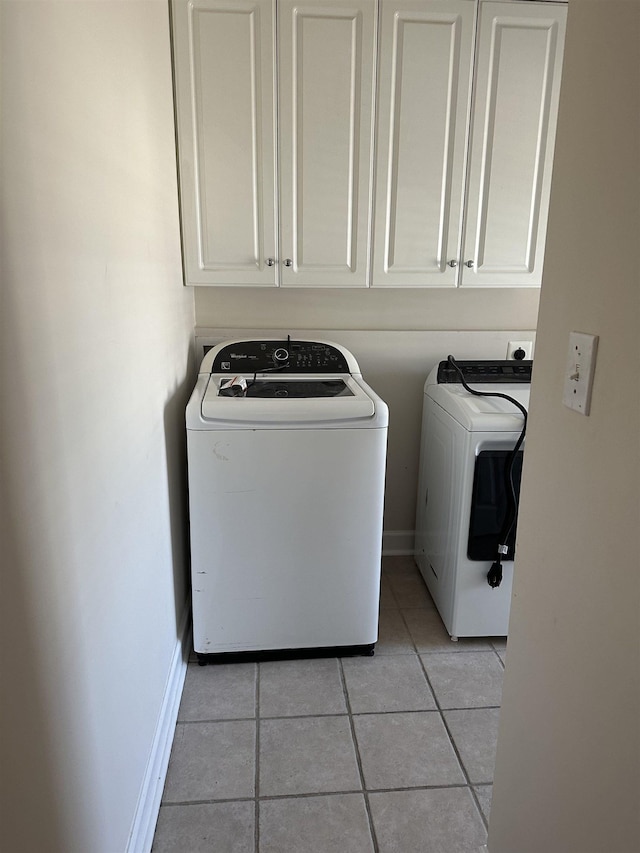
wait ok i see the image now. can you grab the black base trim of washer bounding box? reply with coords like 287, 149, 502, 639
195, 643, 375, 666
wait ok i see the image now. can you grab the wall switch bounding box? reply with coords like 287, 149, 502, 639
562, 331, 598, 415
506, 341, 533, 360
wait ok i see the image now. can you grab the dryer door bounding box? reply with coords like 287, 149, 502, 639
467, 449, 524, 561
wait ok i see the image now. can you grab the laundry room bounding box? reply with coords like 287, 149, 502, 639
1, 2, 637, 853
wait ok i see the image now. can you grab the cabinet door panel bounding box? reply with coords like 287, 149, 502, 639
461, 1, 566, 287
278, 0, 376, 287
372, 0, 475, 287
172, 0, 277, 285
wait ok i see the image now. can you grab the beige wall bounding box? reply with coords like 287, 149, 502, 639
489, 2, 640, 851
194, 286, 541, 332
0, 2, 194, 851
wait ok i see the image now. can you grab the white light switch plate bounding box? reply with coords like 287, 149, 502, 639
562, 331, 598, 415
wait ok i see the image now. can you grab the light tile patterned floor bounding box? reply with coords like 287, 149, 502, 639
152, 556, 504, 853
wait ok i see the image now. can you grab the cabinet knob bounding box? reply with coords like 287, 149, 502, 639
266, 257, 275, 267
465, 259, 475, 268
447, 260, 458, 268
284, 258, 293, 267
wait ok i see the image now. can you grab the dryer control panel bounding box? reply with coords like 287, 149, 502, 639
437, 360, 532, 384
211, 340, 350, 374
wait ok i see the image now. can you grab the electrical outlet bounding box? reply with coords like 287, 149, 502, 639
562, 331, 598, 415
506, 341, 533, 360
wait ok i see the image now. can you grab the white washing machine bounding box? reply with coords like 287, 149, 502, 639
186, 338, 388, 661
414, 359, 531, 639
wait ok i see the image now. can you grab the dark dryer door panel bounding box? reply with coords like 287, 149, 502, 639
467, 450, 524, 561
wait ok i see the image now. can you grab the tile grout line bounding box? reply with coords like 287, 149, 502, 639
338, 657, 380, 853
161, 797, 256, 808
490, 642, 506, 670
177, 703, 502, 726
415, 653, 491, 832
398, 603, 424, 658
261, 781, 477, 798
161, 780, 479, 809
395, 601, 488, 823
254, 663, 260, 853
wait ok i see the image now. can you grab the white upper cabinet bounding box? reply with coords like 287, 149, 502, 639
372, 0, 476, 287
172, 0, 375, 287
172, 0, 566, 288
372, 0, 566, 288
172, 0, 277, 286
278, 1, 376, 287
461, 1, 567, 287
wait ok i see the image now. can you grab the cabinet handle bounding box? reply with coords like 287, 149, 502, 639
465, 259, 474, 268
266, 258, 275, 267
447, 260, 458, 268
283, 258, 293, 267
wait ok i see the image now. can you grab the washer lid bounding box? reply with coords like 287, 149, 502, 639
427, 383, 530, 431
201, 374, 375, 423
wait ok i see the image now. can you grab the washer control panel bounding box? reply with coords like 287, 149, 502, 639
212, 340, 350, 373
437, 360, 532, 384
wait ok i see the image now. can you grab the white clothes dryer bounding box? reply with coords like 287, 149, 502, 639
186, 339, 388, 662
414, 359, 531, 639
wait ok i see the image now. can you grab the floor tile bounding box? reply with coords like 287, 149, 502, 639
178, 662, 256, 721
259, 658, 346, 717
369, 788, 487, 853
474, 784, 493, 822
381, 555, 418, 575
444, 708, 501, 783
152, 801, 254, 853
402, 608, 491, 654
384, 572, 435, 608
259, 716, 361, 796
378, 575, 398, 610
259, 794, 374, 853
156, 570, 507, 853
342, 655, 436, 713
353, 712, 464, 789
374, 609, 416, 655
163, 721, 255, 802
421, 652, 504, 709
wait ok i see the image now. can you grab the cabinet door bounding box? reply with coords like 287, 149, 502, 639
172, 0, 277, 286
372, 0, 476, 288
278, 0, 376, 287
460, 1, 567, 287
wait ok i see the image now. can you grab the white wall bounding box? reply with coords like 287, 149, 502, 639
194, 285, 541, 332
489, 2, 640, 851
0, 2, 194, 851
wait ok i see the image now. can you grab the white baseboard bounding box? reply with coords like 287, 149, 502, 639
126, 605, 191, 853
382, 530, 415, 555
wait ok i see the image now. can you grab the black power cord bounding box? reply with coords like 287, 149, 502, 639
446, 355, 528, 588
